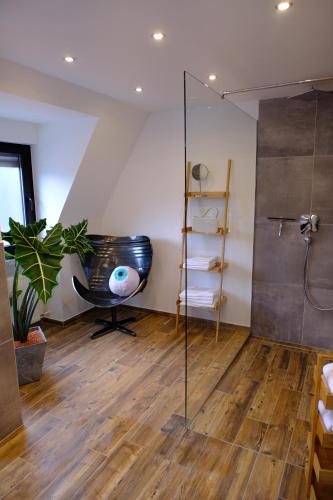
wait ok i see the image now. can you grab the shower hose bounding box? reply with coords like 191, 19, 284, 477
304, 240, 333, 311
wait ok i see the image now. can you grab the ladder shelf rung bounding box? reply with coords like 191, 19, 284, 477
182, 226, 227, 236
185, 191, 228, 199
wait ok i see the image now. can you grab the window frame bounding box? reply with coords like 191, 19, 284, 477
0, 142, 36, 252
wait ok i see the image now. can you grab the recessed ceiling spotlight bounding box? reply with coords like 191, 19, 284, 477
209, 74, 217, 81
135, 87, 143, 93
152, 32, 165, 41
276, 2, 292, 11
63, 55, 75, 63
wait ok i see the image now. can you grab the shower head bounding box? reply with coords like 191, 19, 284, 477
300, 214, 319, 234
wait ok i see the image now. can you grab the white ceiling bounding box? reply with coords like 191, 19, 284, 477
0, 0, 332, 111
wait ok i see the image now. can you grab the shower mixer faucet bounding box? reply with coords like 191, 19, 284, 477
300, 214, 319, 243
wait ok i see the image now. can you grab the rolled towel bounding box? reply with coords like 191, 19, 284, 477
318, 400, 333, 432
323, 363, 333, 393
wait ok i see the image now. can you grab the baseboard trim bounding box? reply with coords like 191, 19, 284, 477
119, 304, 250, 333
39, 304, 249, 333
39, 307, 96, 327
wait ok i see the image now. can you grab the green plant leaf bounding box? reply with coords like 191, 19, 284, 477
62, 219, 94, 262
7, 217, 94, 339
8, 219, 63, 304
25, 218, 47, 238
9, 289, 22, 307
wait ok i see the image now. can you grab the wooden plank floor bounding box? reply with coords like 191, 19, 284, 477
0, 308, 315, 499
191, 337, 316, 500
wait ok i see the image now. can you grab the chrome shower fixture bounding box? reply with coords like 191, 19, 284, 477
267, 216, 296, 237
300, 214, 319, 238
300, 213, 333, 311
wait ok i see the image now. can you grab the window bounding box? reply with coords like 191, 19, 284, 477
0, 142, 36, 241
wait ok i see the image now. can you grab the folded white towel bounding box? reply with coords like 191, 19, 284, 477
179, 287, 219, 300
179, 287, 219, 308
182, 302, 217, 308
185, 256, 218, 263
186, 266, 211, 270
181, 299, 218, 308
180, 300, 218, 306
323, 363, 333, 393
184, 256, 218, 271
180, 286, 218, 295
318, 400, 333, 432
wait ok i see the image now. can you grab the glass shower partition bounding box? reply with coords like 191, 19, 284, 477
182, 72, 257, 427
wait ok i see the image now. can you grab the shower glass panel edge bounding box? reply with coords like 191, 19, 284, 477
183, 71, 257, 427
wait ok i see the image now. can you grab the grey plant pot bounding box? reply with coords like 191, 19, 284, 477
15, 326, 47, 386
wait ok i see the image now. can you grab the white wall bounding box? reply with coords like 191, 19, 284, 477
102, 103, 257, 327
0, 58, 148, 322
102, 109, 183, 313
31, 116, 97, 226
0, 116, 38, 145
0, 58, 256, 326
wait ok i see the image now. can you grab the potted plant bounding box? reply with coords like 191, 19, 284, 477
2, 217, 93, 385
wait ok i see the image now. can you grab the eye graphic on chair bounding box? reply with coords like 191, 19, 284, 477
109, 266, 140, 297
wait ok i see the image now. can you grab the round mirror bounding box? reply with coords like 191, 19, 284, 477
192, 163, 209, 181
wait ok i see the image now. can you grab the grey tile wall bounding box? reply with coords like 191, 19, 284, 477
256, 157, 313, 221
252, 91, 333, 349
252, 282, 304, 344
257, 95, 316, 158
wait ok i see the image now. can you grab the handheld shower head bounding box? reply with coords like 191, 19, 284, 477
301, 212, 333, 311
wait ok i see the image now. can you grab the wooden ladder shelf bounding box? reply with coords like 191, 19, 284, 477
175, 159, 232, 342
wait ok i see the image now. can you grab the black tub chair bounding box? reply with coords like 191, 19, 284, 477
72, 235, 153, 340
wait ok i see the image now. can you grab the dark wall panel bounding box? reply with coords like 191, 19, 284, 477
252, 91, 333, 349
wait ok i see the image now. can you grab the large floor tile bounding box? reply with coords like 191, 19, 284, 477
253, 222, 305, 285
312, 156, 333, 223
302, 287, 333, 349
257, 96, 316, 158
303, 225, 333, 289
256, 156, 312, 220
315, 91, 333, 156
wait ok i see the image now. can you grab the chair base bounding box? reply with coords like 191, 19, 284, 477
91, 309, 136, 340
